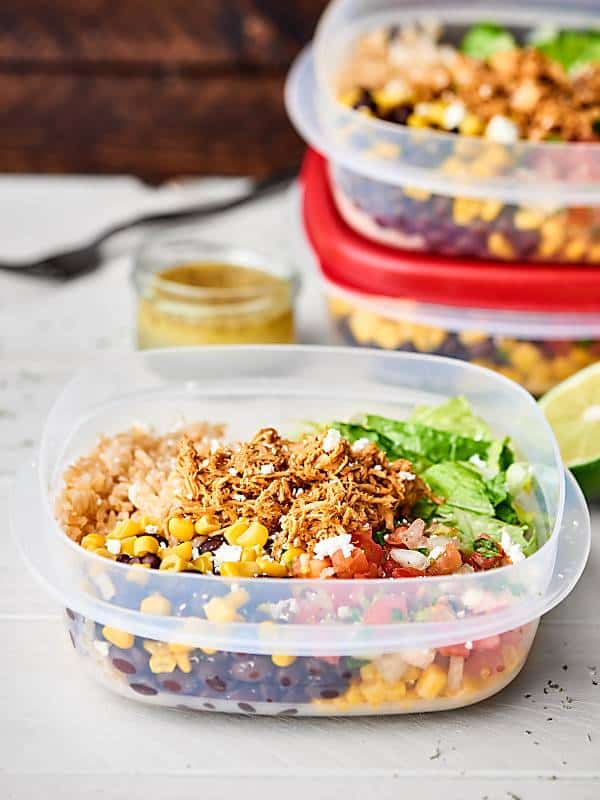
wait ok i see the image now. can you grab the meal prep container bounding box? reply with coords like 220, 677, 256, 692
13, 347, 590, 716
285, 0, 600, 264
303, 151, 600, 398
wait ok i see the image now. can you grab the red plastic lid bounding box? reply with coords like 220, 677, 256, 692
302, 150, 600, 313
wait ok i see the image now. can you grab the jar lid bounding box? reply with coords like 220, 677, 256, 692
302, 150, 600, 313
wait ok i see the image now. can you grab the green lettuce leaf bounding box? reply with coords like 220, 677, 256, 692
410, 396, 491, 440
435, 505, 537, 557
536, 29, 600, 72
461, 22, 516, 60
364, 414, 490, 464
422, 462, 495, 516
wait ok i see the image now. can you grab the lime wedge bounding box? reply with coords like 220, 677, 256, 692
539, 362, 600, 501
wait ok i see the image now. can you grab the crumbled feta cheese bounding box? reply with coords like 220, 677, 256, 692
159, 541, 167, 549
92, 573, 115, 601
443, 101, 465, 130
232, 493, 246, 502
485, 115, 519, 144
390, 548, 428, 570
106, 539, 121, 555
210, 439, 220, 453
260, 597, 299, 621
501, 531, 525, 563
397, 470, 416, 481
322, 428, 342, 454
400, 648, 436, 669
351, 437, 371, 453
228, 467, 238, 476
373, 464, 383, 472
292, 487, 304, 497
465, 640, 473, 651
191, 546, 200, 560
260, 463, 275, 475
93, 640, 110, 657
213, 544, 242, 569
145, 525, 158, 534
313, 533, 354, 560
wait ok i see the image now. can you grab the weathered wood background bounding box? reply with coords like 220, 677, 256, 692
0, 0, 327, 178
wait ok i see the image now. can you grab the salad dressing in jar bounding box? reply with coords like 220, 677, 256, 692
133, 236, 297, 349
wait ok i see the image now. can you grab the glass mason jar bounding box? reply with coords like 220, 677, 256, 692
133, 234, 298, 349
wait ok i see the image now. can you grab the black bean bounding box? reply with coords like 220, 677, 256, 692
129, 683, 158, 696
387, 104, 412, 125
199, 534, 225, 554
116, 554, 132, 564
206, 675, 227, 693
112, 658, 136, 675
352, 88, 377, 113
142, 554, 161, 569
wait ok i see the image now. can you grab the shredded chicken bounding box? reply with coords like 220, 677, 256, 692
170, 428, 426, 558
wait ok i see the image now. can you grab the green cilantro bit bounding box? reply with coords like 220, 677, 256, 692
373, 530, 387, 547
461, 23, 516, 60
536, 29, 600, 73
473, 536, 502, 558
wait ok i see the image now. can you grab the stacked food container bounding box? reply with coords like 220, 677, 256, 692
286, 0, 600, 397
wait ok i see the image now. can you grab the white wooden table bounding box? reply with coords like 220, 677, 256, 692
1, 180, 598, 800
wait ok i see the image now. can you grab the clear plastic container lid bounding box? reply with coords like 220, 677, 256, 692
286, 1, 600, 205
13, 347, 590, 655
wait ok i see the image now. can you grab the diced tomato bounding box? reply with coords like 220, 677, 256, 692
363, 595, 407, 624
331, 548, 370, 578
426, 542, 463, 576
352, 530, 384, 565
467, 552, 504, 571
439, 643, 472, 658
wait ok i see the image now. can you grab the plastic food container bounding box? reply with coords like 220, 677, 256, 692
13, 347, 589, 716
303, 151, 600, 398
285, 0, 600, 264
133, 234, 297, 349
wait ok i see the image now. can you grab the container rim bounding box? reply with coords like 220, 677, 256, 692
285, 45, 600, 205
38, 345, 564, 573
302, 149, 600, 315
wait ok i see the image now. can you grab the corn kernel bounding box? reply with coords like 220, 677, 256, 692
563, 237, 587, 262
149, 651, 177, 674
102, 626, 135, 649
387, 681, 407, 701
160, 553, 186, 572
407, 114, 428, 129
458, 329, 488, 346
119, 536, 137, 556
411, 325, 447, 352
190, 553, 213, 573
201, 647, 217, 655
93, 547, 115, 559
194, 515, 221, 535
174, 652, 192, 673
338, 88, 361, 108
480, 200, 503, 222
222, 517, 250, 545
416, 663, 447, 699
488, 232, 515, 260
133, 535, 159, 557
167, 517, 195, 542
140, 593, 172, 616
360, 663, 379, 684
272, 654, 296, 667
459, 113, 484, 136
403, 666, 421, 684
204, 597, 238, 623
173, 541, 193, 561
228, 587, 249, 609
143, 640, 161, 654
81, 533, 106, 551
108, 519, 141, 540
441, 156, 465, 177
361, 679, 387, 707
257, 558, 288, 577
241, 546, 261, 562
126, 565, 150, 584
514, 207, 546, 230
509, 342, 541, 373
453, 196, 481, 226
280, 547, 305, 568
236, 520, 269, 549
220, 561, 260, 578
403, 185, 431, 201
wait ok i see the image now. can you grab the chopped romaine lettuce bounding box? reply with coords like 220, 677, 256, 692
364, 414, 490, 464
536, 29, 600, 72
410, 396, 491, 440
461, 22, 516, 60
435, 505, 537, 557
422, 462, 495, 516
